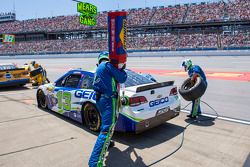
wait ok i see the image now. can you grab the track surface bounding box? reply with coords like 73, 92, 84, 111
0, 54, 250, 167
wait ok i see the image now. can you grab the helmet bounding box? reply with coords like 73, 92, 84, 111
31, 61, 36, 66
98, 51, 109, 64
182, 59, 192, 71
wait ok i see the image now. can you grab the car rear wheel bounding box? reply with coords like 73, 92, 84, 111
83, 103, 101, 132
37, 90, 47, 109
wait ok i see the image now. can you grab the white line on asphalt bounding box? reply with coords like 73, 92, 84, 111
181, 109, 250, 125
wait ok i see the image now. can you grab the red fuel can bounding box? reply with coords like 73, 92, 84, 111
108, 12, 128, 69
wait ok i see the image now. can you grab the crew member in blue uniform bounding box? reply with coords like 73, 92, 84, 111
88, 52, 127, 167
182, 59, 207, 118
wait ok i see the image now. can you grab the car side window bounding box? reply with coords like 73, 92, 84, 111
80, 75, 94, 89
55, 76, 67, 87
64, 74, 81, 88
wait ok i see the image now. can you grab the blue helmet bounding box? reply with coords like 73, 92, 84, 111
98, 51, 109, 64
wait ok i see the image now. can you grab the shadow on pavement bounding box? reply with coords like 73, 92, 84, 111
184, 115, 216, 127
37, 107, 99, 136
38, 106, 184, 149
243, 153, 250, 167
113, 123, 184, 149
0, 86, 31, 92
105, 146, 146, 167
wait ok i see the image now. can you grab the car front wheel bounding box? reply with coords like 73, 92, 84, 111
37, 90, 47, 109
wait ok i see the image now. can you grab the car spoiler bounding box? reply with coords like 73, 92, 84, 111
0, 68, 26, 72
136, 81, 174, 93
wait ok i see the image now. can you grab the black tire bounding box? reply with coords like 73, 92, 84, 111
83, 103, 101, 132
37, 90, 47, 109
30, 67, 43, 77
179, 77, 207, 101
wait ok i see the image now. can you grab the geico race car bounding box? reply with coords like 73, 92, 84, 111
37, 69, 180, 133
0, 63, 30, 88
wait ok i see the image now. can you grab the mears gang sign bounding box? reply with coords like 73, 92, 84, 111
77, 2, 97, 26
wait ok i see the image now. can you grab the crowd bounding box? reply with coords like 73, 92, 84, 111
127, 8, 155, 25
227, 0, 250, 21
1, 32, 250, 54
178, 33, 218, 48
185, 2, 225, 23
222, 32, 250, 47
150, 5, 187, 24
0, 39, 107, 54
1, 0, 249, 34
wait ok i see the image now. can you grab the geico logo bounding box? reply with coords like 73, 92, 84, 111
75, 90, 96, 100
149, 97, 169, 107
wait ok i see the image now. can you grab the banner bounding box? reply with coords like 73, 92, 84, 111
2, 34, 15, 43
77, 2, 97, 26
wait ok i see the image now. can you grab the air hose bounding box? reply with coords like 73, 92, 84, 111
146, 100, 219, 167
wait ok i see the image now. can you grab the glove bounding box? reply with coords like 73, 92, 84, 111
121, 64, 126, 70
120, 96, 129, 106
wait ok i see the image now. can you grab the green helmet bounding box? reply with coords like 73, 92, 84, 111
98, 51, 109, 64
182, 59, 192, 70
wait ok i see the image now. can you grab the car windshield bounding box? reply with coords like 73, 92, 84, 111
0, 64, 16, 71
124, 69, 153, 87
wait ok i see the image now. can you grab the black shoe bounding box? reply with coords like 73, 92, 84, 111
108, 141, 115, 150
187, 114, 197, 119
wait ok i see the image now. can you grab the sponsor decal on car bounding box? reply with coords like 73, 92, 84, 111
149, 96, 169, 107
74, 90, 96, 100
5, 73, 12, 79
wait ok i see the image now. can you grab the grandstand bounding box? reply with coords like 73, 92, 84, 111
0, 0, 250, 55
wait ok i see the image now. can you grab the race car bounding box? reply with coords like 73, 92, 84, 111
0, 63, 30, 88
36, 69, 180, 133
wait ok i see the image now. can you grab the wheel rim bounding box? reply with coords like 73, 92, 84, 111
85, 104, 100, 130
38, 91, 46, 108
184, 80, 195, 90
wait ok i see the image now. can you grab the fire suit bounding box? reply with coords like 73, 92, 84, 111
88, 61, 127, 167
188, 65, 207, 117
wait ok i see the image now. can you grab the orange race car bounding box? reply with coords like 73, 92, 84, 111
0, 63, 30, 88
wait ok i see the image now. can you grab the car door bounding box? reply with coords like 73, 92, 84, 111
53, 73, 82, 118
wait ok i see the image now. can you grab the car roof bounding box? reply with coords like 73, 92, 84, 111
68, 69, 94, 76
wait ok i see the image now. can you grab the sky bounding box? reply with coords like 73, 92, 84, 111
0, 0, 222, 20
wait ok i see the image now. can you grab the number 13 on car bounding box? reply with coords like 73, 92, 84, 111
56, 91, 71, 111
